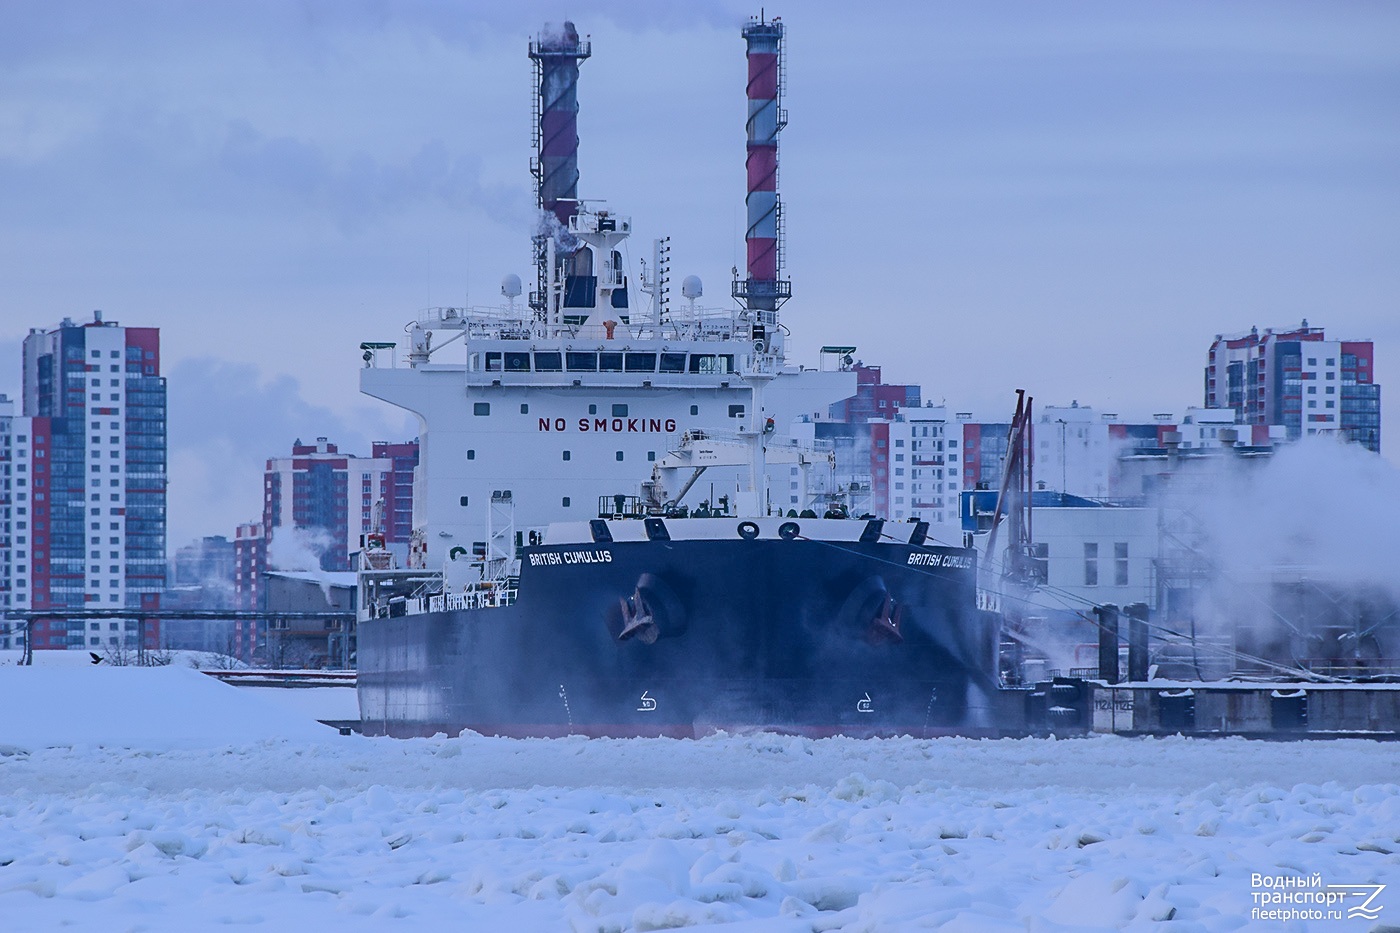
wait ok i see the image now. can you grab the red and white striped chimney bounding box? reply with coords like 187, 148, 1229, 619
738, 14, 788, 312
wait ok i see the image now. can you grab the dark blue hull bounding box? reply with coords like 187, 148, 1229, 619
357, 537, 997, 737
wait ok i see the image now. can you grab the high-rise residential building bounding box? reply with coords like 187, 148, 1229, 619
370, 441, 419, 555
6, 312, 166, 651
1205, 322, 1380, 452
827, 364, 920, 423
891, 406, 961, 528
236, 439, 418, 604
168, 534, 235, 588
262, 437, 401, 572
231, 521, 267, 660
958, 405, 1270, 501
231, 439, 416, 661
0, 394, 16, 649
789, 364, 926, 523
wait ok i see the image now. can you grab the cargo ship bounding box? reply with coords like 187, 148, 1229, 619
353, 16, 1000, 738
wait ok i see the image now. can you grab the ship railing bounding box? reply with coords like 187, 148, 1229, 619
629, 307, 753, 342
426, 586, 519, 614
408, 304, 767, 346
417, 306, 544, 339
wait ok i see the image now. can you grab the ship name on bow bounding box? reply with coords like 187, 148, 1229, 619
907, 553, 973, 569
528, 549, 614, 567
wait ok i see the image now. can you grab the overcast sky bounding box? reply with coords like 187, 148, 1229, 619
2, 0, 1397, 548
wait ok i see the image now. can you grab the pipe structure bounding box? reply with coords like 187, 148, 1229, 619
736, 14, 789, 312
1095, 604, 1120, 684
1126, 602, 1150, 682
529, 22, 590, 225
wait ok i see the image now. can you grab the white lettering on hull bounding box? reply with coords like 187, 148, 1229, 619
528, 549, 615, 567
907, 552, 973, 570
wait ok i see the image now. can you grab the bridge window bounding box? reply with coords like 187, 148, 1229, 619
625, 353, 656, 373
689, 354, 734, 374
484, 352, 502, 372
504, 352, 530, 372
566, 352, 597, 372
535, 352, 562, 372
660, 353, 686, 374
599, 352, 623, 372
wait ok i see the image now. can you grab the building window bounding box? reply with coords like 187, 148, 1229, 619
459, 496, 469, 507
690, 405, 699, 416
467, 450, 475, 460
562, 497, 571, 507
728, 405, 745, 418
612, 404, 628, 417
562, 450, 571, 461
615, 451, 624, 461
473, 402, 490, 416
1114, 542, 1129, 586
588, 404, 598, 415
520, 404, 529, 414
1083, 543, 1099, 586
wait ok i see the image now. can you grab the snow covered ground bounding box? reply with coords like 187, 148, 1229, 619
1, 666, 1398, 931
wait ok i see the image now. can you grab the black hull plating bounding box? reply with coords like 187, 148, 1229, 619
357, 538, 996, 738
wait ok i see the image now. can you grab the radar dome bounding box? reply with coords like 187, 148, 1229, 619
501, 273, 523, 298
681, 275, 703, 299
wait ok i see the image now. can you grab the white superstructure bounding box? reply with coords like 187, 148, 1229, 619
361, 205, 854, 578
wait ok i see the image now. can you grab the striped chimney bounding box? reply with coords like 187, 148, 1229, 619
739, 15, 786, 311
530, 22, 591, 226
